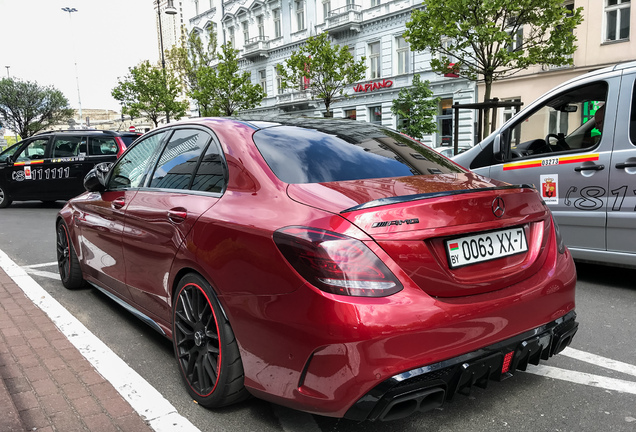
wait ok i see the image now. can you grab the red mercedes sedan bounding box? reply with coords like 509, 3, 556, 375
56, 118, 578, 421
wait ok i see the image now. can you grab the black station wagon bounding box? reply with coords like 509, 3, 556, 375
0, 129, 140, 208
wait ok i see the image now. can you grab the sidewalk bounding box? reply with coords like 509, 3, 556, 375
0, 267, 154, 432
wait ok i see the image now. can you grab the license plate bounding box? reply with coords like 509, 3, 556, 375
446, 227, 528, 268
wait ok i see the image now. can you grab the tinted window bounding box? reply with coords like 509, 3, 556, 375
52, 136, 83, 157
120, 134, 141, 147
191, 141, 225, 193
252, 123, 463, 184
109, 132, 166, 190
150, 129, 211, 190
88, 137, 118, 156
630, 81, 636, 145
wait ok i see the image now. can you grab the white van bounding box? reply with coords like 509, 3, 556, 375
454, 62, 636, 268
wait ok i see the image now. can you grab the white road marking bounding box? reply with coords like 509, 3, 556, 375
0, 251, 200, 432
525, 365, 636, 395
23, 268, 61, 280
560, 347, 636, 378
23, 261, 58, 268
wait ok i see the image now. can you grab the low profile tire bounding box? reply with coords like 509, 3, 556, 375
172, 273, 249, 408
0, 185, 12, 208
56, 221, 85, 290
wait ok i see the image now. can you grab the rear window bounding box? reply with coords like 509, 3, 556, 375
120, 135, 141, 147
252, 124, 464, 184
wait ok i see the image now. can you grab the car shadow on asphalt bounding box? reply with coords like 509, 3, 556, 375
575, 261, 635, 291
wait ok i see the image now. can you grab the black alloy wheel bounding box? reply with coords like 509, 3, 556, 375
56, 221, 85, 289
172, 274, 249, 408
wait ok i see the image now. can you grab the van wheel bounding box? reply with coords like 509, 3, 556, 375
172, 274, 250, 408
0, 185, 11, 208
56, 221, 85, 289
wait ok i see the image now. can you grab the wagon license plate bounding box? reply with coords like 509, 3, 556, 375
446, 227, 528, 268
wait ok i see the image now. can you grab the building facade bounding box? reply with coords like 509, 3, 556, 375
182, 0, 477, 149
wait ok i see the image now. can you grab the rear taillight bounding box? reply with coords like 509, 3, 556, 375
273, 227, 403, 297
552, 216, 566, 254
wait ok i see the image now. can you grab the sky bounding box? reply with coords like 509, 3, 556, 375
0, 0, 161, 112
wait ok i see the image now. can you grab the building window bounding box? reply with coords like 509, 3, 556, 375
228, 27, 235, 47
345, 109, 356, 120
323, 0, 331, 22
369, 106, 382, 124
296, 1, 305, 31
274, 9, 282, 38
507, 28, 523, 52
396, 36, 409, 75
438, 98, 453, 146
275, 65, 284, 95
257, 16, 265, 38
242, 21, 249, 44
605, 0, 630, 41
369, 41, 381, 79
259, 69, 267, 94
371, 0, 380, 6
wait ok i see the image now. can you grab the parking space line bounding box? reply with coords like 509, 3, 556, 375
526, 364, 636, 395
23, 261, 58, 268
23, 268, 61, 280
561, 347, 636, 378
0, 250, 201, 432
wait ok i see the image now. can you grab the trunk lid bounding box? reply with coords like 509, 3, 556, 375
287, 173, 552, 298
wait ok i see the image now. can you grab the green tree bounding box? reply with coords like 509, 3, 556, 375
405, 0, 583, 133
167, 26, 217, 114
391, 75, 439, 139
276, 32, 366, 117
193, 43, 265, 116
0, 78, 74, 138
111, 60, 188, 127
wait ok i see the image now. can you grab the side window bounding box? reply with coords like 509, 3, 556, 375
88, 137, 118, 156
191, 140, 226, 193
506, 82, 608, 160
52, 136, 83, 158
630, 81, 636, 145
108, 132, 166, 190
15, 139, 49, 162
149, 129, 212, 190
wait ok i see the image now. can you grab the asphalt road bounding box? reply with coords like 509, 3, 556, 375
1, 201, 635, 432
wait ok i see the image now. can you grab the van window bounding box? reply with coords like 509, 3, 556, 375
505, 82, 608, 160
630, 82, 636, 145
52, 137, 83, 158
15, 139, 49, 162
88, 137, 118, 156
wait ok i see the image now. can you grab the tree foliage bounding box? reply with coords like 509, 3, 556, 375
193, 43, 265, 116
167, 26, 217, 114
405, 0, 583, 103
111, 60, 188, 127
391, 74, 439, 139
276, 32, 366, 117
0, 78, 74, 138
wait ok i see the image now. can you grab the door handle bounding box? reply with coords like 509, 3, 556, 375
168, 209, 187, 223
574, 164, 604, 172
615, 161, 636, 169
112, 198, 126, 209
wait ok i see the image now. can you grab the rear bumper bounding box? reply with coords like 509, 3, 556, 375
344, 310, 578, 421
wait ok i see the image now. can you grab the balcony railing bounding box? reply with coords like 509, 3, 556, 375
244, 36, 270, 59
326, 4, 362, 35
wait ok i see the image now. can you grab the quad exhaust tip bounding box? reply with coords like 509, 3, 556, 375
378, 388, 446, 422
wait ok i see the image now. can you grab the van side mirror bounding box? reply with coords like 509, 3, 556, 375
493, 134, 505, 163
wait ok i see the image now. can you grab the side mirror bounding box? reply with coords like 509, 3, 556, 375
493, 134, 505, 163
83, 162, 112, 192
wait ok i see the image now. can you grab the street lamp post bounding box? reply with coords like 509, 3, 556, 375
156, 0, 177, 124
62, 7, 83, 128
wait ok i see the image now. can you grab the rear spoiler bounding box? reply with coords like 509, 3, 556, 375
341, 184, 534, 213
